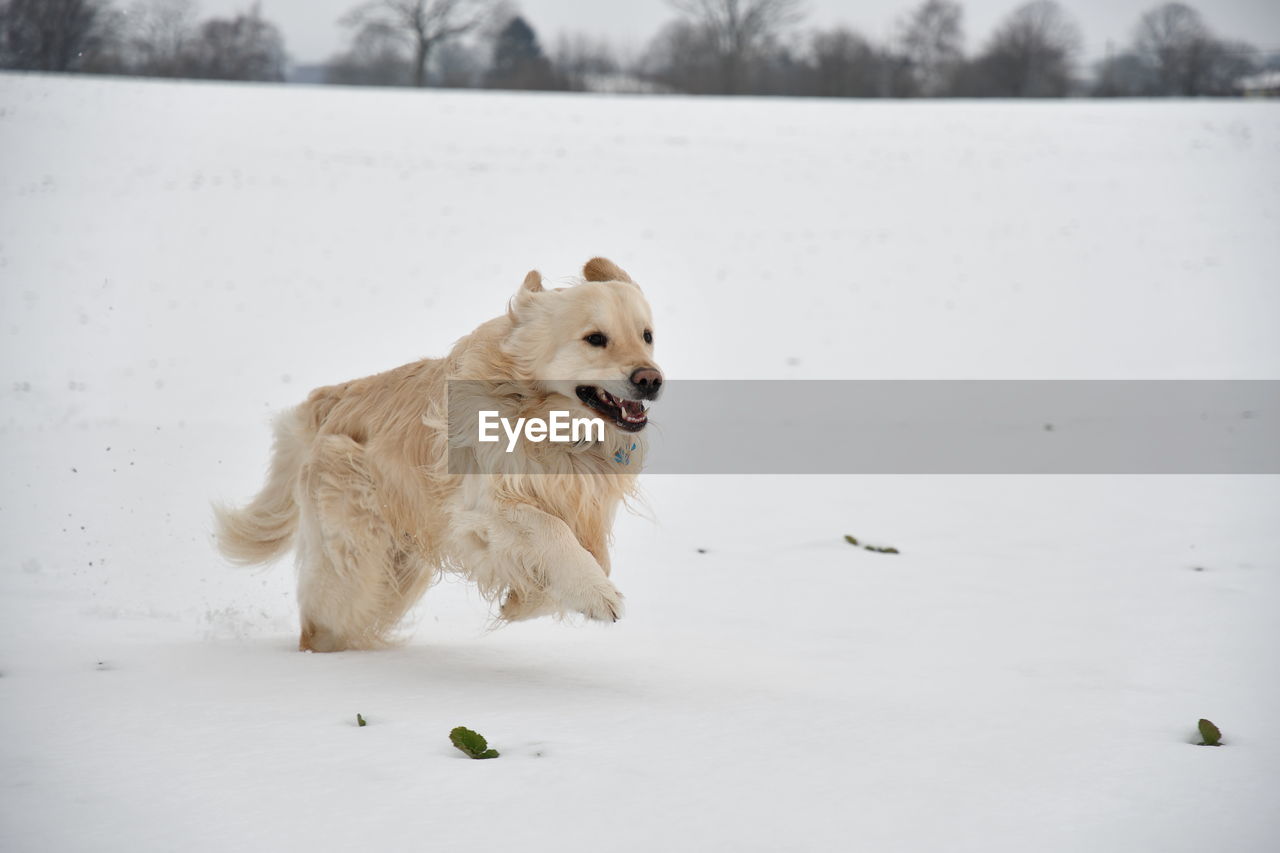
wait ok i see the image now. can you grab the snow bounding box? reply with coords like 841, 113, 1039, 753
2, 72, 1279, 851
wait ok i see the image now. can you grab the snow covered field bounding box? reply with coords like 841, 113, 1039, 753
1, 73, 1278, 851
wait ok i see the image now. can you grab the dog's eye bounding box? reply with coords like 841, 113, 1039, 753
584, 332, 608, 347
643, 329, 653, 344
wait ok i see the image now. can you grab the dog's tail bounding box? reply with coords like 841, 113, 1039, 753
213, 407, 308, 566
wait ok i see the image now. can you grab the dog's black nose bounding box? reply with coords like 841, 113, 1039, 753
630, 367, 663, 399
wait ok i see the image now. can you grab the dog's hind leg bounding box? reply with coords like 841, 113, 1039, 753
498, 588, 556, 621
294, 435, 419, 651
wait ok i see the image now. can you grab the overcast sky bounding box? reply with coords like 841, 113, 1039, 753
195, 0, 1280, 66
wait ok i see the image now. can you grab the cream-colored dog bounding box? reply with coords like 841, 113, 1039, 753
214, 258, 661, 651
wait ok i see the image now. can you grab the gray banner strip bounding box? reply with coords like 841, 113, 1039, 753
447, 381, 1279, 474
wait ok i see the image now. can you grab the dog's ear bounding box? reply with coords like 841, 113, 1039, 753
511, 269, 542, 307
519, 269, 543, 294
583, 257, 633, 284
508, 270, 544, 324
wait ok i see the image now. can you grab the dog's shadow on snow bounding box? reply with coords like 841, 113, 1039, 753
397, 644, 639, 694
236, 633, 650, 698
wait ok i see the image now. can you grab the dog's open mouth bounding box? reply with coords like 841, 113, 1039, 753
576, 386, 648, 432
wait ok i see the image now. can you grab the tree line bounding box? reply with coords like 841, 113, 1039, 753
0, 0, 286, 80
1, 0, 1273, 97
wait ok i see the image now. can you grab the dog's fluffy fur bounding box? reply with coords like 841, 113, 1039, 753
213, 258, 661, 652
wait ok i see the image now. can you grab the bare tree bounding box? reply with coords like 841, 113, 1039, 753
965, 0, 1081, 96
184, 4, 286, 81
124, 0, 198, 77
896, 0, 964, 96
665, 0, 805, 94
809, 27, 883, 97
642, 19, 719, 93
1196, 38, 1258, 95
78, 5, 131, 73
327, 20, 410, 85
0, 0, 110, 71
339, 0, 494, 88
1132, 3, 1217, 95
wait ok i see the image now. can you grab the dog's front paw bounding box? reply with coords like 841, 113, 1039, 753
567, 580, 624, 623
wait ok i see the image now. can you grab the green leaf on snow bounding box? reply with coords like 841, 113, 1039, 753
1197, 718, 1222, 747
450, 726, 500, 759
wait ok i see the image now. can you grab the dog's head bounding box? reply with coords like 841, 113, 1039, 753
503, 257, 662, 433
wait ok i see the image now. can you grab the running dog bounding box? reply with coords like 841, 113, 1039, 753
214, 258, 661, 651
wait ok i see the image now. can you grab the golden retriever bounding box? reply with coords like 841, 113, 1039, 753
213, 258, 662, 652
